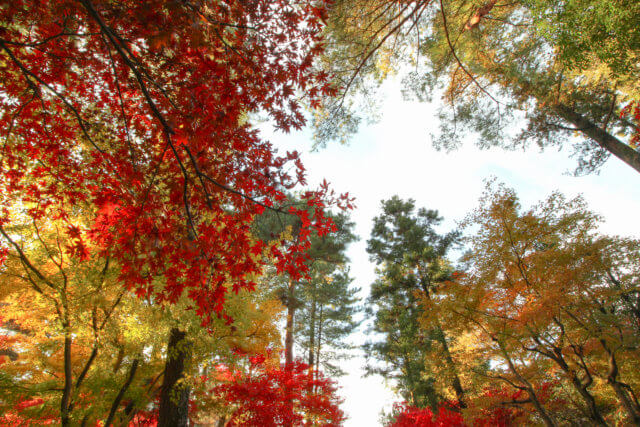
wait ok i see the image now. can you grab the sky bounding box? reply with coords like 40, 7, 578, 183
261, 80, 640, 426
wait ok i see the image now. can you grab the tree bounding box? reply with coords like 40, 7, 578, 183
211, 355, 345, 426
319, 0, 640, 174
297, 268, 361, 378
295, 212, 360, 377
365, 196, 462, 409
253, 204, 359, 374
421, 182, 640, 425
0, 0, 352, 327
0, 208, 162, 426
0, 203, 288, 425
0, 2, 354, 422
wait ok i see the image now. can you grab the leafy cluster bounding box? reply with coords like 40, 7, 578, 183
211, 357, 345, 426
320, 0, 640, 174
369, 184, 640, 426
0, 0, 354, 424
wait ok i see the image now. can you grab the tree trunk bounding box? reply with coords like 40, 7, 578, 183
61, 332, 73, 427
567, 371, 606, 425
498, 339, 557, 427
600, 340, 640, 425
548, 347, 607, 426
285, 278, 296, 366
308, 298, 316, 369
554, 103, 640, 174
422, 285, 466, 408
158, 328, 192, 427
105, 358, 139, 426
607, 271, 640, 335
316, 305, 323, 373
315, 304, 324, 391
434, 321, 466, 409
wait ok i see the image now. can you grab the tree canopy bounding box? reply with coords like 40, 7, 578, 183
1, 0, 639, 425
319, 0, 640, 174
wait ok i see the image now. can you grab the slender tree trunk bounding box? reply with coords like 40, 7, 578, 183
600, 340, 640, 425
308, 298, 316, 368
304, 294, 316, 427
567, 372, 606, 425
546, 348, 607, 426
105, 358, 139, 426
498, 339, 557, 427
285, 278, 296, 366
283, 276, 300, 427
113, 346, 125, 373
158, 328, 192, 427
422, 286, 466, 408
434, 320, 466, 408
61, 332, 73, 427
554, 103, 640, 173
607, 271, 640, 335
121, 372, 164, 426
316, 305, 323, 372
315, 305, 324, 391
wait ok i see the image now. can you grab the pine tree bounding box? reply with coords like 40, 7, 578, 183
365, 196, 463, 408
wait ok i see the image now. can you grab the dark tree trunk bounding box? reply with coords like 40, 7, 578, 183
105, 358, 139, 426
422, 285, 466, 408
607, 271, 640, 335
61, 333, 73, 427
158, 328, 192, 427
316, 305, 323, 374
498, 340, 556, 427
308, 298, 316, 368
554, 104, 640, 174
433, 321, 466, 409
600, 340, 640, 425
550, 348, 607, 426
285, 278, 296, 366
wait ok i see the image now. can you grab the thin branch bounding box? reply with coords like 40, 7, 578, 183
0, 39, 105, 154
438, 0, 502, 106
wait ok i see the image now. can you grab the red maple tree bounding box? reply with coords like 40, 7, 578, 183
0, 0, 352, 325
211, 356, 345, 426
388, 403, 465, 427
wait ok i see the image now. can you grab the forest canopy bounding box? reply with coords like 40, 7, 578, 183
0, 0, 638, 425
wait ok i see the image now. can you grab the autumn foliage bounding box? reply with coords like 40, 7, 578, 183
0, 0, 355, 424
211, 356, 345, 426
387, 403, 464, 427
414, 183, 640, 425
2, 0, 639, 425
0, 0, 352, 327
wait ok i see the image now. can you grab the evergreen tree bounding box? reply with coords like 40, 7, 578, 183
365, 196, 462, 408
254, 204, 360, 370
297, 268, 361, 377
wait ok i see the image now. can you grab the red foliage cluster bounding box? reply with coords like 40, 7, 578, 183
212, 357, 345, 426
470, 387, 529, 427
621, 101, 640, 148
0, 0, 353, 324
389, 382, 562, 427
0, 397, 55, 426
388, 403, 465, 427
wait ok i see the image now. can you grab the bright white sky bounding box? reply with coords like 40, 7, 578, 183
262, 79, 640, 426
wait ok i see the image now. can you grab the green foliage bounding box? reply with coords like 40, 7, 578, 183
254, 198, 361, 376
365, 196, 459, 408
321, 0, 640, 174
297, 268, 361, 376
525, 0, 640, 88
